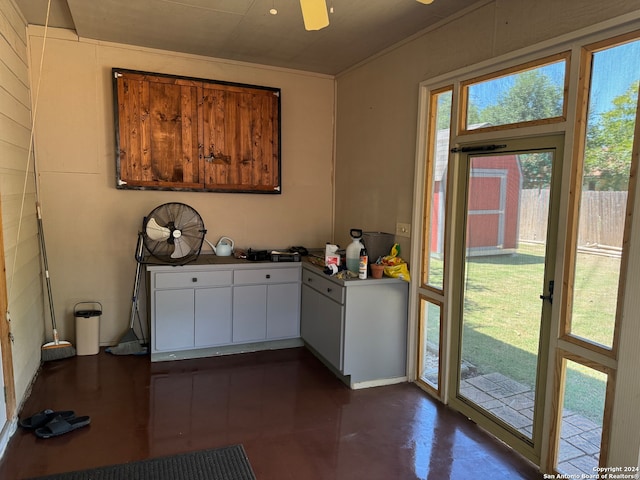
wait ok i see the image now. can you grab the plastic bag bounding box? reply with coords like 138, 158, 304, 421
381, 243, 411, 282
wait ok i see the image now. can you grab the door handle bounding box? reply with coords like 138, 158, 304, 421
539, 280, 554, 304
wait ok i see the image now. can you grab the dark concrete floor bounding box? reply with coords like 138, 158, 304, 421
0, 347, 542, 479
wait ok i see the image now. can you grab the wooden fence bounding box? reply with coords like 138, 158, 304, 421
519, 189, 627, 249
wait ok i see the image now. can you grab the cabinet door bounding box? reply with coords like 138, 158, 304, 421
115, 72, 201, 189
154, 289, 194, 351
266, 283, 300, 339
232, 285, 267, 342
194, 287, 232, 347
115, 68, 281, 194
201, 85, 280, 192
300, 285, 344, 371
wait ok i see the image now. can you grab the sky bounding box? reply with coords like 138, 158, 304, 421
467, 38, 640, 117
590, 39, 640, 115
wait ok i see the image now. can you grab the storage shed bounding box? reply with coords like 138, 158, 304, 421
430, 129, 522, 257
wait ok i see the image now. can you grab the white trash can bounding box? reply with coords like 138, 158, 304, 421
74, 302, 102, 356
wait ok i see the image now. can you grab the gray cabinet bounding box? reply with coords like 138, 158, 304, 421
148, 260, 301, 361
301, 263, 408, 388
301, 276, 344, 371
233, 266, 301, 342
152, 268, 233, 353
233, 285, 267, 343
266, 282, 302, 339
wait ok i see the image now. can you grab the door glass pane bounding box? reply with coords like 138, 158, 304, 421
459, 151, 553, 439
464, 56, 566, 130
423, 89, 451, 289
571, 40, 640, 348
418, 298, 441, 390
556, 359, 606, 475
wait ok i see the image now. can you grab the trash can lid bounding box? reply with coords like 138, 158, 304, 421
75, 309, 101, 318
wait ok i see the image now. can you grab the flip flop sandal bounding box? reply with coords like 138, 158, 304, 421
35, 415, 91, 439
19, 409, 75, 429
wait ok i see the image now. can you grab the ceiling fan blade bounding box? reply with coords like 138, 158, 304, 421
170, 235, 190, 259
146, 217, 171, 241
299, 0, 329, 31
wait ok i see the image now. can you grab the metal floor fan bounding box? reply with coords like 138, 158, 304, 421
142, 202, 207, 264
107, 203, 206, 355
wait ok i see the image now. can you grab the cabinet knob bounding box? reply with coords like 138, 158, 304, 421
192, 277, 198, 282
307, 277, 312, 282
266, 274, 271, 279
327, 288, 332, 293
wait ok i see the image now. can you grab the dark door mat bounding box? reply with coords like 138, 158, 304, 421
28, 445, 256, 480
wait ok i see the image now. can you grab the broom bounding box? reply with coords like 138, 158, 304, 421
106, 233, 147, 356
37, 203, 76, 361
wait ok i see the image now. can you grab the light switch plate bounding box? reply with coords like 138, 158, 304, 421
396, 222, 411, 238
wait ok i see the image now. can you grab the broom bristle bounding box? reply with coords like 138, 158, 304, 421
106, 340, 147, 356
106, 328, 147, 356
41, 342, 76, 361
42, 329, 76, 361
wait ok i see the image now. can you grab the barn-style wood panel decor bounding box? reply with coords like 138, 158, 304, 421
113, 68, 281, 193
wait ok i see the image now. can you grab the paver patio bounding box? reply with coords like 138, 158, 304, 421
422, 357, 601, 475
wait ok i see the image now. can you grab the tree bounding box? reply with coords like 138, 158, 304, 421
479, 70, 563, 126
518, 153, 553, 190
583, 82, 638, 191
476, 70, 563, 189
450, 70, 637, 191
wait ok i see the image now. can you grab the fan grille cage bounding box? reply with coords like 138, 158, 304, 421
142, 203, 206, 264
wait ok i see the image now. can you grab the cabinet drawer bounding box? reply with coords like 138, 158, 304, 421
302, 269, 344, 304
234, 267, 300, 285
154, 270, 232, 289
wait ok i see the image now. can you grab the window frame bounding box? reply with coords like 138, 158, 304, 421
459, 52, 571, 135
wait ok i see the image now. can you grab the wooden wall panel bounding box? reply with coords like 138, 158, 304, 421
114, 69, 280, 193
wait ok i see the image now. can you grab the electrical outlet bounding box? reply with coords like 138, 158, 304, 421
396, 222, 411, 238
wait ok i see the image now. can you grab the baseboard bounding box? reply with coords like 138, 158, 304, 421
0, 417, 17, 462
151, 338, 304, 362
351, 376, 408, 389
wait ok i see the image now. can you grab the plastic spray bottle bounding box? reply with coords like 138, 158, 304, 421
359, 246, 368, 279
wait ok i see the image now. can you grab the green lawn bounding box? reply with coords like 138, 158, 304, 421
427, 242, 617, 423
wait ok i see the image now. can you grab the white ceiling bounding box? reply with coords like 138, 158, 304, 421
15, 0, 478, 75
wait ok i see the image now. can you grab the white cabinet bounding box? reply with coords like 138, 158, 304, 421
301, 283, 344, 370
155, 288, 196, 351
151, 267, 233, 353
266, 282, 301, 339
195, 287, 233, 347
148, 260, 301, 361
233, 285, 267, 342
300, 263, 408, 388
233, 267, 301, 343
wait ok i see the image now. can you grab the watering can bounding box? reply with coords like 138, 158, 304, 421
213, 237, 234, 256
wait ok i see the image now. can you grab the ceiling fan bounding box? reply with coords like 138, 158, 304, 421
299, 0, 435, 31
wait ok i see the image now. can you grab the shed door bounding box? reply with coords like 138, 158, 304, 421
467, 169, 508, 255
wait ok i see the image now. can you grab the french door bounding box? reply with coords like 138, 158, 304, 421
448, 135, 564, 462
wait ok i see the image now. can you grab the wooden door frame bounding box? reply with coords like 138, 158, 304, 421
0, 200, 16, 424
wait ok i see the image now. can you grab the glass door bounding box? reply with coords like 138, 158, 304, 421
449, 135, 563, 462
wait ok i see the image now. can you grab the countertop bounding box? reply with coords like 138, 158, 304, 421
144, 253, 302, 269
144, 253, 410, 286
301, 256, 409, 286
